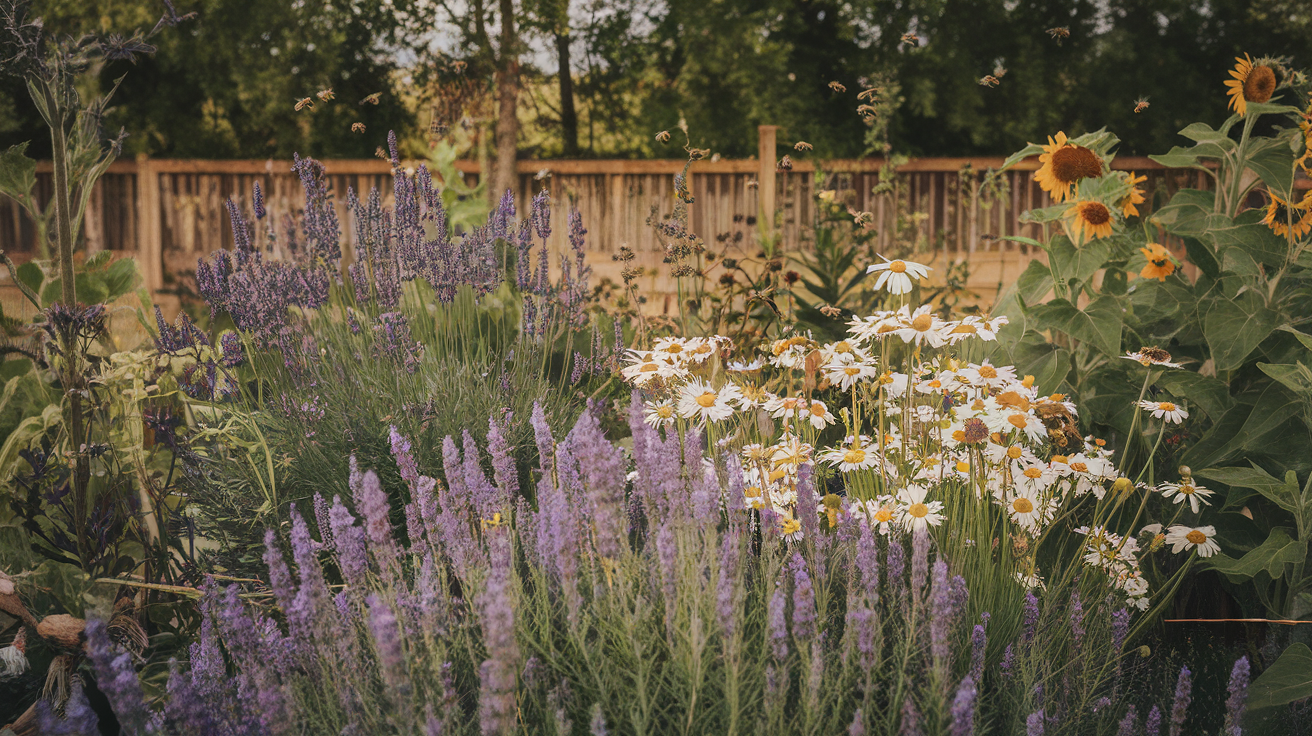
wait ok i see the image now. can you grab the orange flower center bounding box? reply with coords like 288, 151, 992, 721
911, 314, 934, 332
1051, 145, 1103, 184
1070, 462, 1088, 472
640, 363, 659, 372
889, 260, 907, 273
845, 366, 862, 376
978, 365, 998, 379
843, 449, 866, 464
1006, 446, 1023, 460
1158, 402, 1176, 411
1179, 484, 1195, 495
810, 404, 828, 417
874, 507, 894, 523
696, 392, 718, 408
1185, 530, 1207, 545
1024, 468, 1043, 479
908, 502, 929, 518
1008, 414, 1030, 429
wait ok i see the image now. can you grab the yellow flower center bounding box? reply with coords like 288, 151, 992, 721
640, 363, 659, 372
1185, 530, 1207, 545
874, 507, 895, 523
810, 404, 828, 417
1051, 455, 1069, 464
657, 406, 674, 418
833, 341, 852, 353
952, 430, 967, 442
781, 517, 801, 534
696, 392, 718, 408
889, 260, 907, 273
665, 343, 684, 353
1080, 202, 1111, 226
1244, 65, 1277, 103
908, 502, 929, 518
1070, 462, 1088, 473
745, 486, 762, 498
951, 324, 978, 334
1024, 468, 1043, 479
911, 314, 934, 332
1007, 446, 1023, 460
843, 449, 866, 464
978, 365, 998, 379
1179, 484, 1195, 495
955, 461, 970, 473
1012, 498, 1034, 514
845, 366, 862, 376
1158, 402, 1176, 411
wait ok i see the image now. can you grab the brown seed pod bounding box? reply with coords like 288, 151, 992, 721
36, 614, 86, 650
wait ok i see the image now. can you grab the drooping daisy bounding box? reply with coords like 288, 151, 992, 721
764, 394, 809, 423
944, 315, 1003, 344
643, 400, 677, 428
1165, 525, 1221, 557
896, 484, 945, 531
1138, 400, 1188, 424
1120, 171, 1147, 217
804, 399, 836, 430
771, 436, 813, 470
727, 358, 765, 373
1224, 54, 1277, 117
1014, 570, 1047, 590
620, 350, 687, 387
866, 256, 931, 295
1122, 347, 1182, 368
1139, 243, 1177, 282
1066, 200, 1115, 243
1158, 480, 1215, 514
1034, 131, 1104, 203
677, 379, 740, 424
779, 513, 804, 541
682, 336, 719, 363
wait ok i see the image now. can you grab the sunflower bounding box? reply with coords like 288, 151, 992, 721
1224, 54, 1277, 117
1262, 191, 1312, 240
1034, 131, 1104, 203
1120, 172, 1147, 217
1139, 243, 1176, 281
1066, 200, 1115, 243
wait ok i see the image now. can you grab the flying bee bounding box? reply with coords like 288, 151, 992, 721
828, 80, 846, 93
1047, 26, 1070, 44
857, 87, 881, 102
1134, 97, 1150, 113
294, 97, 314, 111
992, 60, 1008, 78
449, 60, 468, 73
360, 92, 382, 105
746, 179, 759, 190
776, 155, 793, 171
351, 122, 366, 133
794, 141, 812, 152
900, 32, 919, 46
848, 208, 873, 227
374, 146, 388, 160
819, 304, 843, 317
978, 75, 1000, 88
655, 130, 671, 143
316, 88, 335, 102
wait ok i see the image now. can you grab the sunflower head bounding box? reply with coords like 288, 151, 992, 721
1262, 190, 1312, 241
1066, 200, 1115, 244
1035, 132, 1104, 203
1225, 54, 1279, 117
1121, 172, 1147, 218
1139, 243, 1176, 282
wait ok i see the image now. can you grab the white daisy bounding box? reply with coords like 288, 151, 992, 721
819, 437, 879, 472
896, 484, 945, 531
1006, 490, 1046, 531
676, 380, 740, 424
893, 305, 949, 348
1165, 525, 1220, 557
866, 256, 931, 295
823, 352, 877, 391
642, 400, 677, 428
803, 399, 837, 430
1138, 400, 1188, 424
1157, 481, 1215, 514
727, 359, 765, 373
850, 497, 899, 535
958, 361, 1017, 390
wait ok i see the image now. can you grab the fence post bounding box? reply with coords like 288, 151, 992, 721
757, 126, 778, 229
135, 153, 163, 295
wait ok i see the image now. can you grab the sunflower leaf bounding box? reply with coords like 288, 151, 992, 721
1203, 290, 1279, 371
1246, 143, 1296, 200
1050, 235, 1113, 289
1248, 643, 1312, 711
1196, 464, 1302, 517
1203, 527, 1305, 585
1029, 296, 1122, 357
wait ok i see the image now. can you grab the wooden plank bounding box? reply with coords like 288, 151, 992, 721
758, 126, 778, 231
136, 154, 164, 294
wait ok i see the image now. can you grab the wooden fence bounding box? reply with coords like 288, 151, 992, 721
1, 126, 1215, 318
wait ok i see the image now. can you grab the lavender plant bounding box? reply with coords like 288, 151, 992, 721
59, 401, 1249, 735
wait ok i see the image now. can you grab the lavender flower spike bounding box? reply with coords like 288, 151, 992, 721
85, 620, 151, 735
1168, 666, 1192, 736
1224, 656, 1249, 736
1025, 710, 1044, 736
1115, 705, 1137, 736
1145, 705, 1162, 736
949, 675, 976, 736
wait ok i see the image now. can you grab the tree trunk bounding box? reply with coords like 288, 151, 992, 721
492, 0, 520, 204
555, 30, 579, 157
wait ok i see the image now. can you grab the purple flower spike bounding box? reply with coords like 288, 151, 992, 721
768, 580, 790, 661
1115, 705, 1137, 736
1224, 656, 1249, 736
949, 675, 976, 736
1168, 666, 1192, 736
791, 553, 816, 640
85, 620, 151, 735
1145, 705, 1162, 736
900, 697, 923, 736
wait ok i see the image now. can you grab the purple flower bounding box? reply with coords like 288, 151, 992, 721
970, 613, 989, 684
36, 681, 100, 735
855, 523, 879, 604
531, 402, 555, 474
329, 495, 370, 588
1001, 643, 1015, 680
1069, 591, 1085, 653
911, 529, 929, 608
886, 534, 905, 605
487, 412, 519, 500
791, 553, 816, 639
86, 620, 151, 735
352, 463, 399, 566
1224, 656, 1249, 736
368, 594, 412, 706
589, 704, 608, 736
715, 534, 741, 638
1023, 591, 1039, 644
1026, 710, 1044, 736
478, 532, 519, 736
1169, 666, 1192, 736
847, 607, 878, 670
1115, 705, 1137, 736
289, 504, 333, 641
462, 429, 501, 517
900, 697, 923, 736
769, 580, 790, 661
950, 675, 976, 736
656, 525, 678, 612
930, 560, 955, 670
262, 528, 298, 631
567, 406, 626, 559
1110, 607, 1129, 652
1145, 705, 1162, 736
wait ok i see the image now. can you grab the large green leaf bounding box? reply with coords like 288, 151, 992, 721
1205, 527, 1306, 583
1204, 291, 1279, 372
1180, 404, 1252, 469
1030, 295, 1123, 357
103, 257, 141, 302
1259, 362, 1312, 398
1249, 644, 1312, 710
15, 261, 43, 295
1155, 371, 1231, 419
1279, 326, 1312, 353
1207, 211, 1289, 267
1197, 464, 1304, 517
1247, 143, 1297, 200
1049, 235, 1113, 290
0, 142, 37, 201
1014, 346, 1072, 395
1152, 189, 1215, 237
1014, 259, 1054, 307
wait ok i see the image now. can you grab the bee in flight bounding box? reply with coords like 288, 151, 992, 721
294, 97, 314, 111
794, 141, 812, 152
655, 130, 671, 143
316, 88, 335, 102
360, 92, 382, 105
978, 75, 1000, 88
776, 155, 793, 171
828, 80, 846, 93
1134, 97, 1150, 113
1047, 26, 1070, 44
351, 122, 366, 133
900, 32, 919, 46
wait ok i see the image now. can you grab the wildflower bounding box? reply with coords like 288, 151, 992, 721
1138, 400, 1188, 424
945, 315, 1006, 344
642, 400, 677, 429
771, 436, 813, 469
894, 305, 949, 348
949, 675, 977, 736
1034, 132, 1103, 202
821, 437, 880, 472
620, 351, 686, 387
1165, 525, 1220, 557
1007, 491, 1046, 531
1169, 666, 1193, 736
850, 497, 899, 535
727, 359, 764, 372
1066, 200, 1115, 242
897, 484, 945, 531
1139, 243, 1176, 281
824, 352, 877, 390
866, 256, 931, 295
1158, 480, 1214, 513
677, 379, 740, 424
1121, 172, 1147, 217
959, 360, 1015, 390
780, 513, 804, 541
1014, 570, 1046, 590
1261, 190, 1312, 240
1225, 54, 1277, 117
1224, 656, 1249, 736
1122, 347, 1181, 368
804, 399, 836, 429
